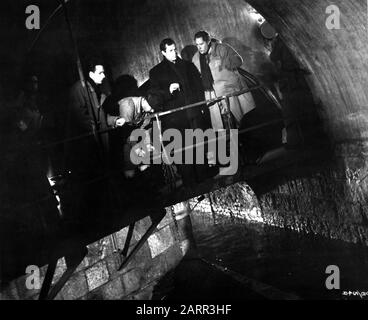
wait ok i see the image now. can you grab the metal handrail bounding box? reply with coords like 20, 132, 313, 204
154, 84, 263, 118
3, 84, 269, 156
237, 67, 283, 110
1, 83, 286, 212
6, 71, 284, 158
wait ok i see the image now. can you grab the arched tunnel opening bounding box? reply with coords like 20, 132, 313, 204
0, 0, 368, 301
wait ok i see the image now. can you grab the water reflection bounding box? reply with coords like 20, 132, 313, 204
191, 210, 368, 300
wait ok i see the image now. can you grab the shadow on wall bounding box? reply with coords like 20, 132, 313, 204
181, 45, 198, 62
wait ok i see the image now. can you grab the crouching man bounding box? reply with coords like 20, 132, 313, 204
106, 96, 154, 178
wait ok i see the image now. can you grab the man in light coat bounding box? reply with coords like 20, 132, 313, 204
192, 30, 256, 129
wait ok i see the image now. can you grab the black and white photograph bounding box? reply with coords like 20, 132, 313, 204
0, 0, 368, 304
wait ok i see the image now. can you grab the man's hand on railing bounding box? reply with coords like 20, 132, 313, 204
7, 85, 264, 155
219, 101, 228, 115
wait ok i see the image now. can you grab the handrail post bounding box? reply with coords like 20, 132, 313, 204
223, 96, 235, 130
155, 115, 176, 190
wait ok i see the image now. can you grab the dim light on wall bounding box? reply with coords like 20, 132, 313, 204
248, 8, 266, 24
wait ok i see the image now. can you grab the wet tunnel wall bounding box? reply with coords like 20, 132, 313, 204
248, 0, 368, 142
238, 0, 368, 244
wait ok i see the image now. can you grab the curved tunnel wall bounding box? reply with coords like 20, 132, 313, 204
241, 0, 368, 244
71, 0, 275, 85
247, 0, 368, 142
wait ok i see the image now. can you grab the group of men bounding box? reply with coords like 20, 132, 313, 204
147, 31, 255, 131
66, 30, 255, 185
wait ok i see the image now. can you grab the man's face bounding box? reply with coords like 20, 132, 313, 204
195, 37, 210, 55
162, 44, 177, 63
89, 65, 105, 85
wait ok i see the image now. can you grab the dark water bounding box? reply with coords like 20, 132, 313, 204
191, 211, 368, 300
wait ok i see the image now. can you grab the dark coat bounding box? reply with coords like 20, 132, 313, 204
65, 80, 108, 176
148, 58, 210, 131
67, 80, 108, 136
